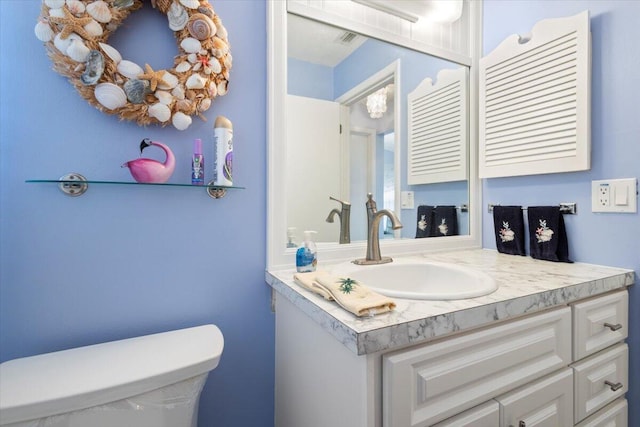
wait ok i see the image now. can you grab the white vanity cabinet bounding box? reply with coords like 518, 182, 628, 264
274, 288, 630, 427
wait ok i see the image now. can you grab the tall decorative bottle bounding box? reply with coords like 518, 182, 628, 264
191, 138, 204, 185
214, 116, 233, 186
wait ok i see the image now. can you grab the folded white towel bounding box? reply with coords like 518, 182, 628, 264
293, 271, 396, 317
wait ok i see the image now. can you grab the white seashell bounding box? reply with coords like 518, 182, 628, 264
224, 53, 232, 70
53, 32, 81, 53
148, 103, 171, 122
192, 62, 202, 72
172, 112, 192, 130
84, 20, 103, 37
94, 83, 127, 110
48, 8, 66, 18
187, 53, 198, 63
172, 85, 185, 100
157, 72, 178, 90
175, 61, 191, 73
185, 73, 206, 89
45, 0, 65, 9
66, 39, 90, 62
66, 0, 85, 15
208, 59, 222, 74
154, 90, 174, 105
198, 98, 211, 112
217, 80, 228, 96
208, 81, 218, 98
117, 60, 143, 79
179, 0, 200, 9
99, 43, 122, 64
167, 2, 188, 31
180, 37, 202, 54
86, 1, 112, 24
34, 20, 54, 42
215, 22, 227, 40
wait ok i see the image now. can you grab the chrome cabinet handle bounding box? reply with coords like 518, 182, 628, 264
604, 322, 622, 331
605, 380, 623, 391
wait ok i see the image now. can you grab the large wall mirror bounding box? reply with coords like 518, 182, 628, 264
268, 1, 482, 269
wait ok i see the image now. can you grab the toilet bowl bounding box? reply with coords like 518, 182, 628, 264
0, 324, 224, 427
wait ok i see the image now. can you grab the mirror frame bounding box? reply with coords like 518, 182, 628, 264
267, 0, 483, 270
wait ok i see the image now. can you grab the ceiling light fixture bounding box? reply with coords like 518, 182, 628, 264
366, 87, 388, 119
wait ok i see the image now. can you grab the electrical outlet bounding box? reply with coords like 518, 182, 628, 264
598, 183, 610, 207
401, 191, 414, 209
592, 178, 637, 213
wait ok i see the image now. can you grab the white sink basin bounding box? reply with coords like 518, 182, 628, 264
329, 257, 497, 300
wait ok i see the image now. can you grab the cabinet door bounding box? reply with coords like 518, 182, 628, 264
383, 307, 571, 427
497, 369, 573, 427
575, 398, 627, 427
433, 401, 499, 427
572, 291, 628, 360
573, 343, 628, 423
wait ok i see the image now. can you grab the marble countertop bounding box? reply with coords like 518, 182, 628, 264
266, 249, 635, 355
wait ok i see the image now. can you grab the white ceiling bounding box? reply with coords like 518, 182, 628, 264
287, 14, 367, 67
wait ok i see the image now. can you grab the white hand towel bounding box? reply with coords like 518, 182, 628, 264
294, 271, 396, 317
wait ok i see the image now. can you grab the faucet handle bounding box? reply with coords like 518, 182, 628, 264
329, 196, 351, 207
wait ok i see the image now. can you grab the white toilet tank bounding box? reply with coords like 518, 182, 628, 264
0, 324, 224, 427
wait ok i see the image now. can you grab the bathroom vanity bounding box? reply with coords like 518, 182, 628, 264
267, 249, 633, 427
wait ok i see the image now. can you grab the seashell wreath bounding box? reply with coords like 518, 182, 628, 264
34, 0, 232, 131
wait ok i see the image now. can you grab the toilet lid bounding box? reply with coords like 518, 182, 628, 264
0, 324, 224, 425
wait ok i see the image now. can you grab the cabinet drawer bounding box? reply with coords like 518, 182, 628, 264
572, 290, 628, 360
382, 307, 571, 427
497, 368, 573, 427
573, 343, 628, 423
432, 401, 499, 427
575, 398, 627, 427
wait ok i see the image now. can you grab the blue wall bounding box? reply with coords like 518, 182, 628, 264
0, 1, 273, 426
483, 1, 640, 424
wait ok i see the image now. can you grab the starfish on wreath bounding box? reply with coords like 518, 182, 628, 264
138, 64, 169, 92
49, 7, 95, 40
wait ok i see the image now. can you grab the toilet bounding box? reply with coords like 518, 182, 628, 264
0, 324, 224, 427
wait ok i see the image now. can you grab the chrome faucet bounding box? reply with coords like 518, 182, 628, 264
326, 196, 351, 244
353, 193, 403, 265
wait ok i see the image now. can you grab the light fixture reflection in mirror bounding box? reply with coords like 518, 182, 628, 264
366, 87, 388, 118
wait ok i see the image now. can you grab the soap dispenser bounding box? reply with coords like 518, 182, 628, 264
286, 227, 297, 248
296, 231, 317, 273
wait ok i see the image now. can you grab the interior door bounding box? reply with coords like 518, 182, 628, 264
286, 95, 341, 243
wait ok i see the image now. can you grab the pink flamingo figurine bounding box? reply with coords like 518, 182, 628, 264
122, 138, 175, 183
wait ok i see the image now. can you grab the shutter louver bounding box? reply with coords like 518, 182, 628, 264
479, 11, 591, 178
408, 67, 468, 185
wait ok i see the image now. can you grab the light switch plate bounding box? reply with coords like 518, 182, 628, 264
591, 178, 637, 213
401, 191, 414, 209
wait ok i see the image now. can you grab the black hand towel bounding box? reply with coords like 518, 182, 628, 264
433, 206, 458, 237
493, 206, 526, 256
527, 206, 572, 263
415, 205, 434, 238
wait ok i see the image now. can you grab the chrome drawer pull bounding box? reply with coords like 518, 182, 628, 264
604, 380, 623, 391
604, 322, 622, 331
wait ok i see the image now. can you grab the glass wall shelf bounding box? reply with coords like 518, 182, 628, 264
26, 173, 244, 199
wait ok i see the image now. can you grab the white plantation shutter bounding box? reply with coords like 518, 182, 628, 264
479, 11, 591, 178
408, 67, 469, 185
